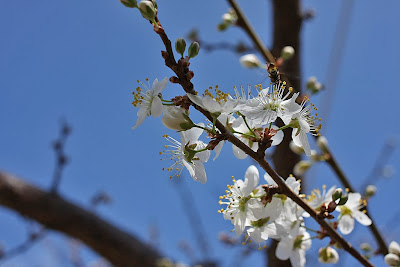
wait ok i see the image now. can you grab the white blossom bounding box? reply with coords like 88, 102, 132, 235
318, 246, 339, 264
161, 125, 210, 183
336, 192, 372, 235
239, 82, 300, 126
132, 77, 168, 129
220, 165, 264, 235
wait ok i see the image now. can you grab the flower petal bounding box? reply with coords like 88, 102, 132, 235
150, 96, 163, 117
353, 211, 372, 226
338, 215, 354, 235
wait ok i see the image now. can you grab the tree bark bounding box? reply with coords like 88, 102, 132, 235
0, 171, 162, 267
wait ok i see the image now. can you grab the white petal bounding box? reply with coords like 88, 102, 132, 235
182, 160, 195, 178
203, 95, 221, 113
232, 144, 248, 159
234, 212, 246, 236
193, 162, 207, 184
150, 96, 163, 117
243, 165, 259, 195
389, 241, 400, 255
132, 108, 148, 129
187, 93, 204, 107
298, 131, 311, 156
353, 211, 372, 226
290, 248, 307, 267
338, 215, 354, 235
213, 141, 224, 161
346, 193, 362, 209
264, 172, 277, 186
153, 77, 168, 94
276, 238, 292, 261
247, 227, 264, 243
181, 124, 203, 144
271, 125, 284, 146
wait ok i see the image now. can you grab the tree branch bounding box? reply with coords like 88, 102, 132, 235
0, 171, 162, 267
151, 18, 373, 267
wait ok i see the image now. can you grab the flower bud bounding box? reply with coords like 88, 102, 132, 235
332, 188, 343, 202
317, 136, 329, 153
318, 247, 339, 264
306, 76, 323, 94
365, 185, 377, 198
385, 253, 400, 266
175, 38, 186, 58
188, 42, 200, 59
120, 0, 138, 8
338, 194, 348, 206
360, 242, 372, 252
293, 160, 312, 176
239, 54, 261, 68
389, 241, 400, 255
281, 46, 295, 60
138, 1, 156, 21
161, 106, 193, 131
290, 141, 304, 155
222, 13, 233, 23
217, 22, 229, 31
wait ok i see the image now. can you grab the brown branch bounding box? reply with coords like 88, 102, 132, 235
0, 171, 162, 267
325, 146, 389, 255
152, 18, 373, 267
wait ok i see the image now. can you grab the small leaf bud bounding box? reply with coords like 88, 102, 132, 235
332, 188, 343, 202
338, 194, 348, 206
188, 42, 200, 59
365, 185, 377, 198
281, 46, 295, 61
317, 136, 329, 153
239, 54, 261, 68
175, 38, 186, 58
120, 0, 138, 8
138, 1, 156, 22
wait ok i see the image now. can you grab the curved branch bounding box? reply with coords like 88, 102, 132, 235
0, 171, 162, 267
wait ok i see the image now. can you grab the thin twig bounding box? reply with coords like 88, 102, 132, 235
0, 228, 46, 262
50, 120, 72, 193
152, 18, 373, 267
226, 0, 275, 64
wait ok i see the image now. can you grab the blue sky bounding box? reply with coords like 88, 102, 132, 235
1, 0, 400, 266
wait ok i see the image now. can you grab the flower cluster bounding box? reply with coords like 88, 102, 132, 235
130, 77, 372, 267
132, 78, 321, 182
218, 165, 370, 267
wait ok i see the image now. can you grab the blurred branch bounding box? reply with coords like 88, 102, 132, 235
319, 0, 355, 131
360, 137, 397, 191
0, 171, 162, 267
0, 227, 46, 262
172, 177, 211, 261
50, 120, 72, 193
